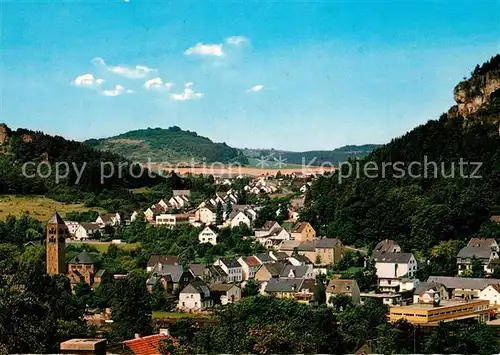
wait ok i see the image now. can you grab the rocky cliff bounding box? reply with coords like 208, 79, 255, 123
448, 55, 500, 120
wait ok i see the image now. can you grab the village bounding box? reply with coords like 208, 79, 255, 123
37, 172, 500, 354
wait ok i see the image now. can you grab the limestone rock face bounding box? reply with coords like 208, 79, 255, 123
0, 124, 9, 145
448, 72, 500, 118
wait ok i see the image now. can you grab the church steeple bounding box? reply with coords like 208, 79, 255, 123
46, 212, 67, 275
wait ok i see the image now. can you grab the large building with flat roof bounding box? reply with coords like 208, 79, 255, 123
389, 299, 490, 325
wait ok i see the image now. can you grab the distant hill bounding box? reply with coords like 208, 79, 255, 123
85, 126, 248, 164
242, 144, 380, 166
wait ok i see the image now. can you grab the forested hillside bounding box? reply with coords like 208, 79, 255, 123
302, 55, 500, 252
86, 126, 248, 164
0, 126, 162, 211
243, 144, 379, 166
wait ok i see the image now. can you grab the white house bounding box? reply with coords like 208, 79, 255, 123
326, 279, 361, 305
254, 221, 282, 238
158, 199, 170, 211
249, 186, 261, 195
372, 252, 417, 292
209, 284, 241, 305
229, 211, 251, 229
74, 223, 101, 241
95, 213, 121, 227
195, 206, 217, 225
178, 279, 213, 311
130, 211, 140, 222
199, 226, 218, 245
156, 213, 190, 228
64, 221, 80, 235
169, 195, 189, 210
237, 256, 262, 280
479, 284, 500, 309
457, 238, 500, 275
214, 258, 243, 283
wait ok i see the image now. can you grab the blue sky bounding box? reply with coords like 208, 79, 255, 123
1, 1, 499, 151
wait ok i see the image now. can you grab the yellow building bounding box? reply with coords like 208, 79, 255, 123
389, 299, 490, 325
290, 222, 316, 242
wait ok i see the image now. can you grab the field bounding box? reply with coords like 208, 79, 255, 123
147, 163, 335, 177
67, 241, 141, 254
152, 311, 205, 319
0, 195, 104, 221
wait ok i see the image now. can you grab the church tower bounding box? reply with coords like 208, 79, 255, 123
46, 212, 68, 275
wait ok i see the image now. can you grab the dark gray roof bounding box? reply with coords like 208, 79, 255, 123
219, 258, 241, 269
414, 282, 443, 295
426, 276, 500, 290
279, 240, 301, 251
372, 252, 413, 263
273, 251, 289, 260
326, 279, 358, 294
373, 239, 401, 253
188, 264, 206, 277
265, 278, 304, 293
209, 283, 237, 292
258, 221, 280, 231
181, 279, 210, 298
457, 246, 494, 260
280, 265, 310, 278
255, 253, 272, 263
79, 222, 101, 231
298, 242, 316, 252
70, 251, 98, 264
150, 264, 185, 283
262, 262, 287, 277
173, 190, 191, 197
290, 254, 313, 264
147, 255, 180, 267
48, 212, 65, 224
315, 238, 342, 248
207, 265, 228, 277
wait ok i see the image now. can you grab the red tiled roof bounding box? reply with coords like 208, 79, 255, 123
244, 256, 261, 267
123, 334, 165, 355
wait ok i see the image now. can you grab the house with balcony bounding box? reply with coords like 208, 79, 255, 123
457, 238, 499, 275
372, 251, 417, 292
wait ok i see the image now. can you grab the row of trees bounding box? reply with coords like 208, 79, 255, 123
157, 296, 499, 355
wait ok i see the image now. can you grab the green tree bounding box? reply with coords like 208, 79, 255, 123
328, 293, 353, 311
354, 258, 377, 292
242, 280, 260, 297
151, 282, 168, 311
74, 281, 93, 310
216, 202, 224, 225
471, 256, 485, 278
314, 273, 327, 305
225, 200, 233, 217
111, 271, 153, 340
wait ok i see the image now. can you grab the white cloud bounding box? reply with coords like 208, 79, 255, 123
102, 85, 132, 97
144, 78, 162, 89
170, 87, 204, 101
226, 36, 249, 45
185, 82, 194, 87
144, 78, 174, 90
184, 43, 224, 57
72, 73, 104, 87
248, 84, 264, 92
92, 57, 156, 79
